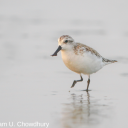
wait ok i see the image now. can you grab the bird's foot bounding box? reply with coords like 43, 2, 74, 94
71, 80, 77, 88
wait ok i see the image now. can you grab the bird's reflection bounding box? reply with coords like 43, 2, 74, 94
61, 92, 102, 128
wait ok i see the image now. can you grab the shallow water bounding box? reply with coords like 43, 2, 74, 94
0, 1, 128, 128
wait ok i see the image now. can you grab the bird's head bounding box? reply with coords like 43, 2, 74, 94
51, 35, 74, 56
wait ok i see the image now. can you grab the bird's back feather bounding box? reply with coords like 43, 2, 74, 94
102, 58, 117, 65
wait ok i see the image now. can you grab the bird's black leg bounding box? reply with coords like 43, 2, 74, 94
71, 75, 83, 88
86, 75, 90, 91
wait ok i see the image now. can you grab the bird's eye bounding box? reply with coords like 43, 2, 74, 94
65, 40, 68, 43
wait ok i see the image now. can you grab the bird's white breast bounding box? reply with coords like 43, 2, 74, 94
61, 49, 104, 75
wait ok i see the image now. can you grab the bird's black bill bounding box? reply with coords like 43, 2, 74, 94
51, 45, 62, 56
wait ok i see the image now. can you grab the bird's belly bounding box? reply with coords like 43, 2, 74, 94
61, 51, 103, 75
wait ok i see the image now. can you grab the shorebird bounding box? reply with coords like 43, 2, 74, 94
51, 35, 117, 91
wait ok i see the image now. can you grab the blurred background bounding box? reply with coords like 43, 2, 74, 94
0, 0, 128, 128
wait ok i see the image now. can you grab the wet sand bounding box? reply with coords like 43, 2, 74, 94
0, 1, 128, 128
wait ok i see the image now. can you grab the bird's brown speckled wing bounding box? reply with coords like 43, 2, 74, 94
73, 43, 101, 57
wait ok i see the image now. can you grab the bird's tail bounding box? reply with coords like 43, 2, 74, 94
102, 58, 117, 65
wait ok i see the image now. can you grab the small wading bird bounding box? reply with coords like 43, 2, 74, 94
51, 35, 117, 91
